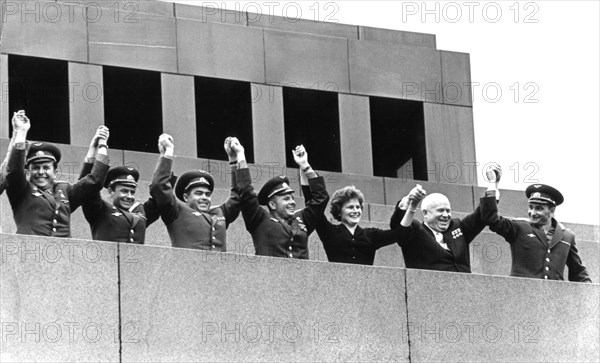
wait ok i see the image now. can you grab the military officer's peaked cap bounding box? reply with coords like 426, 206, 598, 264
175, 170, 214, 200
526, 184, 564, 206
258, 176, 294, 205
105, 166, 139, 189
26, 142, 61, 165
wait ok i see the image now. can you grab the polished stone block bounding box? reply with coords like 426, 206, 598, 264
175, 2, 245, 25
264, 30, 350, 93
405, 269, 599, 362
58, 0, 174, 17
0, 1, 88, 62
177, 19, 265, 83
251, 84, 286, 167
0, 234, 119, 362
120, 244, 409, 362
384, 177, 475, 214
249, 13, 357, 39
423, 103, 477, 185
122, 150, 209, 182
88, 12, 177, 72
68, 63, 105, 147
441, 50, 472, 106
161, 74, 197, 158
316, 171, 385, 205
358, 27, 436, 48
338, 94, 373, 176
349, 40, 442, 102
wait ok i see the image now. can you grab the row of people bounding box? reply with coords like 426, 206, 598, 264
1, 111, 591, 283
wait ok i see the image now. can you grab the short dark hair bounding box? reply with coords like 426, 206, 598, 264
329, 186, 364, 221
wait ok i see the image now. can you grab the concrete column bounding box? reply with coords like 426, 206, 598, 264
161, 73, 196, 157
338, 93, 373, 176
251, 84, 286, 168
423, 103, 477, 185
68, 63, 104, 146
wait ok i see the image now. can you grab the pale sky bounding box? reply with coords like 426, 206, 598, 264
167, 0, 599, 226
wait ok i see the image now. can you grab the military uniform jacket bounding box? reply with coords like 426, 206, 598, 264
6, 145, 109, 237
303, 186, 400, 265
150, 157, 241, 251
480, 197, 591, 282
389, 198, 490, 272
236, 168, 328, 259
79, 162, 160, 244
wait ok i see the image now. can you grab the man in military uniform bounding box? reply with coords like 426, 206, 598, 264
390, 181, 493, 272
149, 134, 241, 251
481, 166, 591, 282
5, 110, 109, 237
235, 142, 328, 259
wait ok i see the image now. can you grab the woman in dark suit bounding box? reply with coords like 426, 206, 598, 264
304, 182, 401, 265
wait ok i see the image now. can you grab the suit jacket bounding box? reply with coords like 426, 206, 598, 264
303, 186, 399, 265
389, 198, 491, 272
79, 162, 159, 244
6, 145, 109, 237
150, 157, 241, 251
480, 197, 591, 282
236, 168, 328, 259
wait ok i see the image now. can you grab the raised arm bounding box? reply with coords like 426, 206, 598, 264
389, 185, 425, 247
6, 111, 32, 204
480, 164, 519, 243
219, 137, 244, 226
78, 126, 109, 180
461, 164, 502, 241
293, 145, 328, 233
149, 134, 179, 224
68, 127, 110, 211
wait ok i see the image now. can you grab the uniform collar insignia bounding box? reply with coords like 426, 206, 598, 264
111, 212, 122, 217
527, 233, 536, 237
192, 211, 202, 216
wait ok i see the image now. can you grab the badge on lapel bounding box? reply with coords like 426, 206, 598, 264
451, 228, 463, 239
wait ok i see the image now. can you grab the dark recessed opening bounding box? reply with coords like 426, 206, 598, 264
8, 54, 69, 143
194, 76, 254, 163
103, 66, 162, 152
370, 97, 427, 180
283, 87, 341, 172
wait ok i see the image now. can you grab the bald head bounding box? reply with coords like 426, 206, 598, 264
421, 193, 452, 233
421, 193, 450, 212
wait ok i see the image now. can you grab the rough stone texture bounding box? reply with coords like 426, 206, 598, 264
338, 94, 373, 176
88, 11, 177, 73
405, 269, 600, 362
120, 244, 409, 362
264, 30, 350, 93
422, 103, 478, 186
349, 40, 442, 102
175, 2, 246, 25
177, 19, 265, 83
358, 26, 436, 48
249, 13, 358, 39
441, 50, 472, 106
251, 84, 286, 168
0, 1, 88, 62
161, 74, 197, 158
68, 63, 105, 147
0, 234, 120, 362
